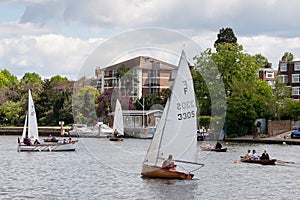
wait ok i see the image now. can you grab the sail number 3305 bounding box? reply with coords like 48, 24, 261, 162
177, 100, 195, 120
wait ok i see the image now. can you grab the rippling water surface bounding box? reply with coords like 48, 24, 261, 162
1, 136, 299, 199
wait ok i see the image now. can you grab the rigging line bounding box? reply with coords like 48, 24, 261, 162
173, 159, 205, 166
189, 165, 205, 173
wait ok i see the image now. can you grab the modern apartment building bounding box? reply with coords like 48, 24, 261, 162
95, 56, 178, 100
278, 60, 300, 99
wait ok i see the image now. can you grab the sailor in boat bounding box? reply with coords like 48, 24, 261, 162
113, 129, 119, 138
260, 150, 270, 160
34, 139, 40, 144
23, 137, 32, 145
215, 141, 222, 149
162, 155, 177, 171
251, 149, 259, 160
244, 149, 253, 159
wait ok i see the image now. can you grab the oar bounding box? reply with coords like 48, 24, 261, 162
234, 156, 248, 163
275, 159, 295, 164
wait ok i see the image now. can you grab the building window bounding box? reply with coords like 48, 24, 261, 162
295, 62, 300, 71
97, 80, 101, 87
112, 79, 118, 87
292, 87, 300, 95
125, 116, 134, 128
280, 63, 287, 72
292, 74, 300, 83
134, 116, 142, 128
266, 72, 274, 78
148, 88, 159, 94
112, 69, 117, 76
278, 75, 288, 83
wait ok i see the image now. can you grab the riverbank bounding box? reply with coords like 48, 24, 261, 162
224, 130, 300, 145
0, 126, 70, 137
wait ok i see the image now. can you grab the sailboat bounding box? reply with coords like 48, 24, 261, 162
17, 89, 78, 152
109, 99, 124, 141
141, 51, 204, 179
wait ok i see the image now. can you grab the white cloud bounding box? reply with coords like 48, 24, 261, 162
10, 0, 300, 38
0, 22, 51, 38
0, 34, 103, 80
240, 35, 300, 68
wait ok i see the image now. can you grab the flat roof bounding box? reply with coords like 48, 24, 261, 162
108, 109, 163, 116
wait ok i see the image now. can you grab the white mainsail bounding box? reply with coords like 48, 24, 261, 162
112, 99, 124, 136
21, 114, 27, 141
27, 89, 39, 141
143, 51, 198, 167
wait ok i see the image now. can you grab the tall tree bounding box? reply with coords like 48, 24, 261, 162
21, 72, 42, 84
195, 37, 275, 137
214, 27, 237, 48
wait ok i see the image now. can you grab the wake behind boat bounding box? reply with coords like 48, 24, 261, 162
17, 90, 78, 152
141, 51, 204, 180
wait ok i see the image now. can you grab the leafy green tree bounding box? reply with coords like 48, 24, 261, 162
0, 69, 19, 88
34, 79, 73, 126
50, 75, 68, 83
195, 29, 275, 137
73, 86, 98, 125
135, 94, 161, 110
278, 99, 300, 120
0, 73, 8, 88
281, 52, 294, 62
214, 27, 237, 48
21, 72, 42, 84
0, 100, 22, 125
95, 89, 113, 123
254, 54, 269, 68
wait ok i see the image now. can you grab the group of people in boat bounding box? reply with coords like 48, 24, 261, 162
21, 137, 40, 145
62, 137, 73, 144
244, 149, 270, 160
46, 134, 57, 142
20, 134, 73, 145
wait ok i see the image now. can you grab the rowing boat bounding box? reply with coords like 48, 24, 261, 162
240, 157, 276, 165
201, 147, 227, 152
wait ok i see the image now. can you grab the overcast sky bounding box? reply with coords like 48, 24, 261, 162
1, 0, 300, 80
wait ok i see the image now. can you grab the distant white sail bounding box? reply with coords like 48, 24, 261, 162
112, 99, 124, 136
27, 89, 39, 141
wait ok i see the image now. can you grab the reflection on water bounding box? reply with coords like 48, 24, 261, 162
1, 136, 299, 199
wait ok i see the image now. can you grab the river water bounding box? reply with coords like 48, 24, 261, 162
1, 136, 299, 200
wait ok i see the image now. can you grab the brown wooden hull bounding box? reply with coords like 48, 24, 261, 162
210, 148, 227, 152
202, 147, 227, 152
109, 137, 123, 142
141, 165, 194, 180
241, 158, 276, 165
